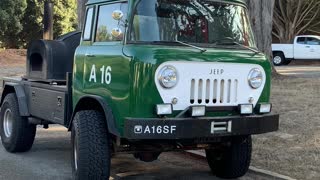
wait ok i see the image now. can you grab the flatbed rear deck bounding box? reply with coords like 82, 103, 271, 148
1, 77, 71, 127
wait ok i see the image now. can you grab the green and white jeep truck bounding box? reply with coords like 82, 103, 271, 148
0, 0, 279, 179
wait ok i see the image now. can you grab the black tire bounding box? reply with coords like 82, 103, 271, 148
71, 110, 111, 180
0, 93, 36, 153
273, 52, 285, 66
206, 136, 252, 179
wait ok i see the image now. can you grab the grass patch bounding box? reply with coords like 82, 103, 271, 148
252, 77, 320, 179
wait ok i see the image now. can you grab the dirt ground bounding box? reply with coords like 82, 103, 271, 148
0, 49, 26, 67
0, 49, 320, 179
252, 77, 320, 179
0, 49, 26, 90
291, 60, 320, 66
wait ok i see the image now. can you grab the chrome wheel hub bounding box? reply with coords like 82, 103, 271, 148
273, 56, 282, 64
3, 109, 13, 138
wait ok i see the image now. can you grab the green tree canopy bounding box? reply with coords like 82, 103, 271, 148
20, 0, 43, 46
52, 0, 78, 38
0, 0, 27, 48
0, 0, 77, 48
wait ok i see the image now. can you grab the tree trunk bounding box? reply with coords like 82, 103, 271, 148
246, 0, 277, 74
246, 0, 274, 58
77, 0, 88, 30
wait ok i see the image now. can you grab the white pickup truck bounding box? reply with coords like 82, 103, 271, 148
272, 35, 320, 65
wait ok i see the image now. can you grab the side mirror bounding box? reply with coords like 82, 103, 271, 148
112, 10, 124, 21
111, 28, 123, 38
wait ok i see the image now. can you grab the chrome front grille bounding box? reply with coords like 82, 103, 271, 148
155, 62, 266, 110
190, 79, 238, 106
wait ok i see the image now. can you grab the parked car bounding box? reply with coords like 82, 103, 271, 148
272, 35, 320, 66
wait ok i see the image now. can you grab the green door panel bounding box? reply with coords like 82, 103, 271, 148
82, 43, 130, 131
73, 46, 87, 98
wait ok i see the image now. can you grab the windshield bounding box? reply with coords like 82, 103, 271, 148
129, 0, 256, 48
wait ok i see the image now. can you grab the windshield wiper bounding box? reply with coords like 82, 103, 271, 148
175, 40, 207, 53
215, 37, 260, 54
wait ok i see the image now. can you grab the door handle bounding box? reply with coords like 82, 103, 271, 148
305, 46, 310, 48
85, 53, 95, 57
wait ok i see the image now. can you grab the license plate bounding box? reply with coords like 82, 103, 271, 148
134, 125, 177, 135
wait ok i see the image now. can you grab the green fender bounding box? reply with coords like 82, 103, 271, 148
68, 95, 120, 136
0, 82, 30, 117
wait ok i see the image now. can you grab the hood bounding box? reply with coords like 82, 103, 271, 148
124, 44, 271, 69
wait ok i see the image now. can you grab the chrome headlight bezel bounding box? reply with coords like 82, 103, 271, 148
248, 68, 263, 89
158, 65, 178, 89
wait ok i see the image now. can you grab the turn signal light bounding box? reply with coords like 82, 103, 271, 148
239, 104, 253, 115
258, 103, 272, 114
190, 106, 206, 117
156, 104, 173, 115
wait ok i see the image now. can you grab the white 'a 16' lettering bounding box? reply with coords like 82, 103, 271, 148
89, 65, 112, 84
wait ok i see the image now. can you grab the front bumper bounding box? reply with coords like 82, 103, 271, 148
124, 114, 279, 140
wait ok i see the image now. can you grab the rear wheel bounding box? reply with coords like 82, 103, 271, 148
206, 136, 252, 179
273, 52, 285, 66
0, 93, 36, 152
71, 110, 111, 180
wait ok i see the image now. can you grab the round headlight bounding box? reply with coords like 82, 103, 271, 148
158, 66, 178, 88
248, 68, 263, 89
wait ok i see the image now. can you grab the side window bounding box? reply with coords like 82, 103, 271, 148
95, 3, 128, 42
306, 37, 320, 45
296, 37, 306, 44
83, 8, 94, 40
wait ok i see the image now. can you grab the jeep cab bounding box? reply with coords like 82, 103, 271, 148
0, 0, 279, 179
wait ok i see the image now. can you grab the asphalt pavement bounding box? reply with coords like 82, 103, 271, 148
0, 125, 273, 180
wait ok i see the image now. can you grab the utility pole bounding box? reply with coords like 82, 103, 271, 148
43, 0, 54, 40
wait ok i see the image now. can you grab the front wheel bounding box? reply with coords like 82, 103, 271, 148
206, 136, 252, 179
0, 93, 36, 153
71, 110, 111, 180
